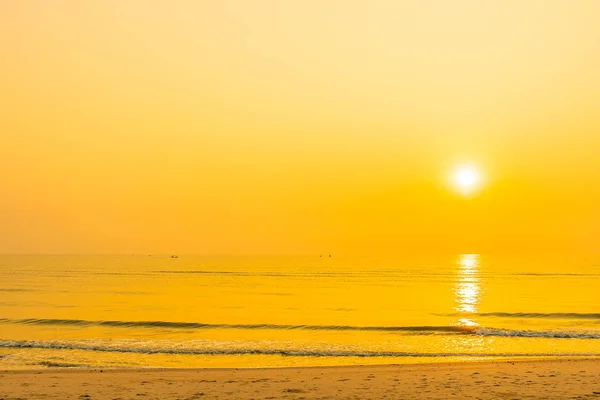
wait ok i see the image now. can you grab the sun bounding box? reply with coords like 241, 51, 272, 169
452, 165, 481, 193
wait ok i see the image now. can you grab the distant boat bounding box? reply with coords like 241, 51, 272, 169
170, 255, 179, 259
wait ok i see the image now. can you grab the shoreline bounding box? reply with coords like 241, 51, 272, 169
2, 358, 599, 399
4, 355, 600, 372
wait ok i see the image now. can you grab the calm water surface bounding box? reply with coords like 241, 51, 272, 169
1, 254, 599, 368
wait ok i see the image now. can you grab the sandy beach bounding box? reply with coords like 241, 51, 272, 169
1, 359, 599, 400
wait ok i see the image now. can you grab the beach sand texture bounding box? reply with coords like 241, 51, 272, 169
2, 359, 600, 400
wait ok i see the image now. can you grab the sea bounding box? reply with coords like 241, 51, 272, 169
1, 254, 599, 369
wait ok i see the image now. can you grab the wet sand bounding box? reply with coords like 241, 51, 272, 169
1, 359, 599, 399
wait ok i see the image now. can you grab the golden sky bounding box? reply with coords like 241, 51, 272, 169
2, 1, 600, 255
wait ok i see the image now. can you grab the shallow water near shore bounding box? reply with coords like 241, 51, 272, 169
1, 254, 599, 368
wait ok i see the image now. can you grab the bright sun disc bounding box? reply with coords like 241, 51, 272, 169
453, 166, 480, 192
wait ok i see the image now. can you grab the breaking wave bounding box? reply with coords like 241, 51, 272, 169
0, 318, 474, 334
2, 318, 600, 339
475, 328, 600, 339
0, 339, 598, 358
440, 312, 600, 320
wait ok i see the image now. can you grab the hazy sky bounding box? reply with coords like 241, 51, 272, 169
2, 1, 600, 254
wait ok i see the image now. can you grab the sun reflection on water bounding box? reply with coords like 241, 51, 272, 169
454, 254, 481, 327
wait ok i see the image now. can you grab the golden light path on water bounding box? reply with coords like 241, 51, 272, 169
454, 254, 481, 328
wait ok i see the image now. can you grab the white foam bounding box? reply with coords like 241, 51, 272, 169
475, 328, 600, 339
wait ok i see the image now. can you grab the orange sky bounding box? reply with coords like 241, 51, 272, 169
2, 1, 600, 255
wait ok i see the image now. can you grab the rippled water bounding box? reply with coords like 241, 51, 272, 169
0, 254, 599, 368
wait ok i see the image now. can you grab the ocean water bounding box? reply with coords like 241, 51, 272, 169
0, 254, 599, 369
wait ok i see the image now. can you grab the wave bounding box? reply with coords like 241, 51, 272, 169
0, 318, 474, 334
482, 312, 600, 319
475, 328, 600, 339
2, 318, 600, 340
439, 312, 600, 320
0, 339, 598, 358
